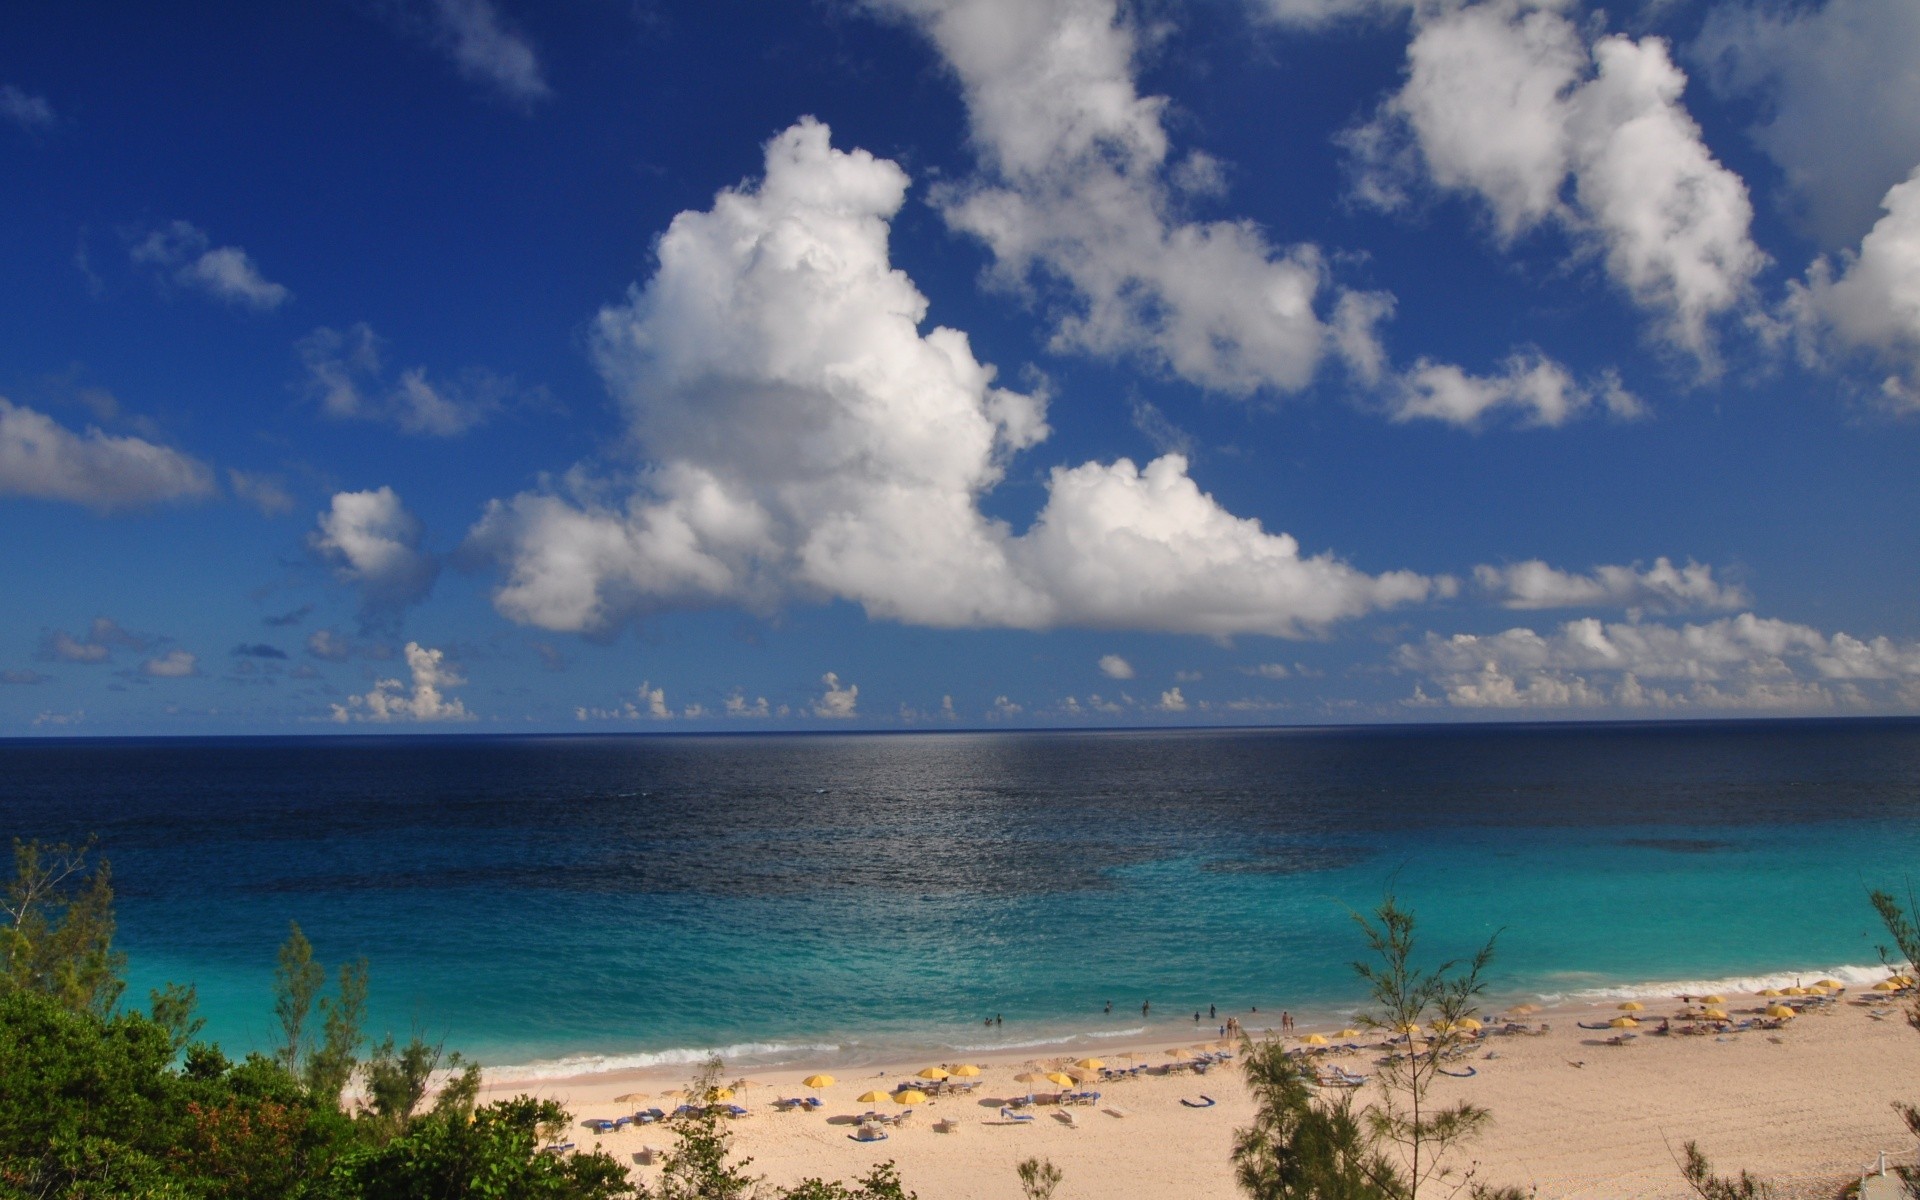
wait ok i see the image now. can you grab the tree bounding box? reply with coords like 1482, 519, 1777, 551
361, 1033, 480, 1140
150, 981, 207, 1057
1350, 892, 1511, 1200
275, 922, 327, 1076
306, 958, 368, 1105
1871, 885, 1920, 1192
645, 1057, 759, 1200
1233, 1037, 1399, 1200
1016, 1157, 1063, 1200
777, 1163, 916, 1200
1, 836, 127, 1017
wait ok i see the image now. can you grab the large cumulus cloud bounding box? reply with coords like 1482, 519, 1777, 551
468, 119, 1438, 637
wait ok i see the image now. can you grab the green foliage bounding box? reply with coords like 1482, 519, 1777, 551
1015, 1157, 1063, 1200
1233, 1037, 1399, 1200
149, 981, 207, 1058
330, 1095, 635, 1200
306, 959, 367, 1105
1349, 892, 1500, 1200
1, 837, 126, 1018
776, 1162, 916, 1200
361, 1034, 480, 1141
1678, 1141, 1773, 1200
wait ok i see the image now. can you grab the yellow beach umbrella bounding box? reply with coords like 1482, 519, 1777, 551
1618, 1001, 1644, 1011
1507, 1003, 1540, 1016
1303, 1033, 1329, 1046
709, 1088, 735, 1101
1817, 979, 1844, 988
856, 1091, 890, 1104
1873, 980, 1901, 992
1338, 1028, 1362, 1038
1702, 1007, 1730, 1020
1164, 1048, 1192, 1060
894, 1089, 929, 1104
1395, 1022, 1422, 1035
916, 1067, 950, 1081
951, 1064, 981, 1077
1457, 1018, 1483, 1032
1013, 1071, 1049, 1084
1766, 1005, 1796, 1018
613, 1092, 649, 1103
802, 1074, 836, 1089
1701, 994, 1726, 1004
1784, 986, 1808, 996
1759, 988, 1780, 997
1044, 1072, 1075, 1087
1609, 1016, 1638, 1028
1074, 1058, 1104, 1070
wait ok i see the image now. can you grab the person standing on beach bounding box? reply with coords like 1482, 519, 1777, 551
1209, 1004, 1216, 1019
1104, 1000, 1111, 1014
1142, 999, 1150, 1017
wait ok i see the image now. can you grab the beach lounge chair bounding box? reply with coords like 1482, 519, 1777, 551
541, 1142, 575, 1154
1054, 1110, 1080, 1128
851, 1126, 888, 1143
633, 1145, 661, 1165
999, 1107, 1036, 1122
1438, 1065, 1478, 1076
582, 1119, 617, 1133
1180, 1095, 1217, 1108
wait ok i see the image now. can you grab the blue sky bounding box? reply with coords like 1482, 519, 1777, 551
3, 0, 1918, 734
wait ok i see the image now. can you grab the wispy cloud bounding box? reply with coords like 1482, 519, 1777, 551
130, 221, 291, 310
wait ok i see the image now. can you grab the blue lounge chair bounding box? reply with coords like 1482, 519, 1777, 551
999, 1106, 1036, 1122
1180, 1095, 1216, 1108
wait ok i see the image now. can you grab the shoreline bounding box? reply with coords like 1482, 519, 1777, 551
475, 955, 1901, 1090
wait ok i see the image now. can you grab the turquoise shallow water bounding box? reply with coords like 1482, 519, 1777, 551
3, 720, 1918, 1075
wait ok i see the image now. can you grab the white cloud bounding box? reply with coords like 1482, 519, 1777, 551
330, 642, 473, 723
868, 0, 1387, 393
1474, 557, 1748, 611
1, 85, 55, 131
424, 0, 550, 106
1786, 164, 1920, 408
638, 680, 670, 719
576, 681, 674, 721
941, 694, 957, 720
1244, 662, 1291, 679
1351, 0, 1765, 363
1697, 0, 1920, 249
1250, 0, 1412, 28
0, 397, 216, 512
1398, 612, 1920, 711
988, 694, 1023, 718
2, 669, 49, 685
131, 221, 290, 310
468, 120, 1439, 638
813, 671, 859, 719
297, 324, 512, 436
1098, 653, 1134, 679
311, 487, 439, 623
1390, 352, 1641, 427
306, 628, 353, 662
228, 469, 295, 517
1157, 686, 1189, 712
725, 690, 771, 718
40, 618, 150, 665
140, 650, 199, 679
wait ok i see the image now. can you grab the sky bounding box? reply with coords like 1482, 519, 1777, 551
2, 0, 1918, 735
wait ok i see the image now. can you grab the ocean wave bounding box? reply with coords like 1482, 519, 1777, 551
489, 1041, 841, 1081
1556, 961, 1902, 1002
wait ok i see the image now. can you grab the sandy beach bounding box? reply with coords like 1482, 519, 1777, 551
480, 988, 1920, 1199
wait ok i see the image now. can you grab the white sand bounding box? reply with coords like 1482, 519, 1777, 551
482, 992, 1920, 1199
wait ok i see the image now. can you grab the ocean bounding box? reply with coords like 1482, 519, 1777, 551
4, 719, 1919, 1078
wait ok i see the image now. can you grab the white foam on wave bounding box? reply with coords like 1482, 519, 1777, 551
1553, 961, 1903, 1003
490, 1040, 841, 1082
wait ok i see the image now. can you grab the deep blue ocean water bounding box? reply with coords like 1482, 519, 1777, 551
5, 720, 1920, 1075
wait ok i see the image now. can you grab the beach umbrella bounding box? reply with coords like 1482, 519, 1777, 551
1609, 1016, 1638, 1028
895, 1089, 929, 1104
1396, 1022, 1422, 1035
1164, 1048, 1192, 1060
1074, 1058, 1104, 1070
1784, 986, 1808, 996
1701, 994, 1726, 1004
1758, 988, 1780, 997
856, 1091, 890, 1104
1065, 1067, 1099, 1083
1338, 1028, 1362, 1038
1766, 1005, 1797, 1018
1507, 1004, 1540, 1016
1703, 1008, 1730, 1020
1873, 980, 1901, 992
916, 1067, 950, 1081
1817, 979, 1845, 989
1044, 1072, 1075, 1087
1303, 1033, 1329, 1046
709, 1088, 735, 1102
951, 1064, 981, 1077
1618, 1001, 1644, 1012
1013, 1071, 1049, 1084
802, 1075, 836, 1089
1457, 1018, 1483, 1032
613, 1092, 649, 1103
